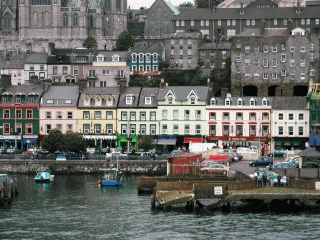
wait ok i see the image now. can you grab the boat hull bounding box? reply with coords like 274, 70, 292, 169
101, 179, 123, 186
34, 179, 51, 183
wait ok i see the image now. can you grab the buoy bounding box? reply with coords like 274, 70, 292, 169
26, 177, 29, 180
98, 180, 102, 184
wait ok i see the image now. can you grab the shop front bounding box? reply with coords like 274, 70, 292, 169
84, 135, 118, 151
183, 137, 203, 151
0, 135, 22, 150
273, 137, 308, 150
118, 135, 138, 153
22, 135, 39, 151
157, 135, 177, 153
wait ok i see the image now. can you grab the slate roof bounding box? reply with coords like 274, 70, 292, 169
163, 32, 201, 39
239, 28, 261, 36
1, 83, 44, 105
298, 147, 320, 157
40, 86, 79, 107
209, 96, 273, 106
0, 59, 7, 69
78, 87, 120, 108
95, 51, 127, 62
25, 53, 48, 64
4, 59, 25, 69
117, 87, 142, 108
158, 86, 210, 101
138, 88, 160, 108
198, 42, 231, 50
272, 97, 308, 110
172, 6, 320, 20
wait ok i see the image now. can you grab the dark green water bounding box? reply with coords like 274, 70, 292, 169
1, 174, 320, 239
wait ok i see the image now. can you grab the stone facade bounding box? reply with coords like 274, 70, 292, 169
230, 35, 319, 97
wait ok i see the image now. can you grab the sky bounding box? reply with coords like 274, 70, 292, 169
128, 0, 193, 9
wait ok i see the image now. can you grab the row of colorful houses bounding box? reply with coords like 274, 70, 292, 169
0, 79, 314, 153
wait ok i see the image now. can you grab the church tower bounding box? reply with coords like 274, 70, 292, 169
103, 0, 127, 38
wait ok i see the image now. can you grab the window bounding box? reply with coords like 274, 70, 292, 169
162, 110, 168, 120
95, 111, 101, 119
4, 110, 9, 119
272, 73, 277, 80
311, 69, 315, 76
196, 110, 201, 120
95, 98, 101, 106
263, 46, 268, 53
2, 98, 7, 104
281, 70, 286, 76
139, 124, 146, 135
210, 98, 216, 105
301, 73, 306, 81
150, 124, 156, 135
83, 111, 90, 119
236, 53, 241, 63
63, 66, 68, 75
250, 113, 256, 121
262, 113, 269, 121
140, 112, 146, 121
279, 126, 283, 135
106, 111, 113, 120
263, 73, 268, 79
126, 96, 133, 105
290, 73, 295, 80
55, 111, 61, 119
245, 59, 250, 67
272, 46, 277, 53
290, 59, 295, 67
274, 19, 277, 25
173, 110, 179, 120
162, 124, 168, 134
84, 98, 90, 106
290, 46, 295, 52
300, 59, 305, 67
184, 110, 190, 120
246, 19, 250, 26
62, 14, 68, 27
299, 126, 304, 136
245, 46, 250, 53
252, 19, 255, 25
250, 99, 255, 106
254, 59, 259, 67
225, 99, 230, 106
263, 59, 268, 67
299, 113, 304, 120
288, 126, 293, 136
46, 124, 51, 134
26, 110, 33, 119
316, 19, 320, 25
210, 112, 216, 120
56, 124, 62, 131
237, 99, 243, 105
130, 112, 136, 121
311, 53, 314, 62
191, 20, 194, 26
281, 54, 286, 62
145, 97, 152, 105
301, 19, 305, 25
289, 113, 294, 120
15, 123, 22, 135
121, 112, 127, 121
196, 125, 201, 135
46, 112, 51, 119
190, 97, 195, 105
236, 113, 243, 121
150, 112, 156, 121
121, 124, 127, 135
67, 124, 72, 132
173, 125, 179, 135
262, 126, 269, 136
272, 59, 278, 67
184, 125, 190, 135
3, 123, 10, 134
236, 125, 243, 136
223, 112, 229, 121
250, 125, 256, 136
223, 125, 229, 135
67, 112, 73, 119
283, 19, 287, 25
95, 124, 101, 134
262, 99, 268, 105
130, 124, 136, 135
278, 113, 284, 120
210, 125, 216, 135
26, 123, 33, 134
83, 124, 90, 134
168, 97, 173, 105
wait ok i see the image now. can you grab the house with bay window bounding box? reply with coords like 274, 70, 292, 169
39, 86, 79, 138
0, 83, 44, 150
271, 97, 309, 151
206, 94, 272, 152
117, 87, 142, 152
157, 86, 210, 151
77, 87, 120, 150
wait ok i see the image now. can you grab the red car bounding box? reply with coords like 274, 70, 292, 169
21, 151, 34, 158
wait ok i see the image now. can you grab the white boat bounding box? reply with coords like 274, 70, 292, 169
99, 155, 122, 186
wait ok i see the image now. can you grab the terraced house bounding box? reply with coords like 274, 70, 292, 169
77, 87, 120, 150
157, 86, 210, 152
0, 82, 44, 150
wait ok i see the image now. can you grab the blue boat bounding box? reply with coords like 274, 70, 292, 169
34, 172, 54, 183
100, 168, 122, 186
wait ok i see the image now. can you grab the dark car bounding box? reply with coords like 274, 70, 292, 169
268, 151, 286, 158
249, 157, 273, 167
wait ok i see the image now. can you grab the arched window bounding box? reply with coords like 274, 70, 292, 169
62, 14, 68, 27
32, 12, 38, 26
44, 12, 50, 26
72, 13, 78, 27
3, 12, 12, 29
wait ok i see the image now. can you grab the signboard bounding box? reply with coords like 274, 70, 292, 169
207, 136, 269, 142
315, 182, 320, 190
214, 186, 223, 195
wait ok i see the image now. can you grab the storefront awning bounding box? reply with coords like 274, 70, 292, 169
157, 139, 176, 145
292, 141, 300, 146
275, 141, 283, 146
184, 137, 203, 143
283, 141, 292, 146
84, 135, 117, 140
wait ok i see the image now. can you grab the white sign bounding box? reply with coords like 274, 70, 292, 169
214, 186, 223, 195
315, 182, 320, 190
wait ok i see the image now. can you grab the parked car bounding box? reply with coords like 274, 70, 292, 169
273, 162, 295, 169
200, 163, 231, 175
170, 150, 185, 157
6, 147, 17, 154
268, 151, 286, 157
86, 148, 95, 154
236, 147, 256, 155
106, 152, 121, 160
249, 157, 273, 167
21, 151, 34, 158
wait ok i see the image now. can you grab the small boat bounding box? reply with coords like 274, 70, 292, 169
34, 172, 54, 183
100, 168, 122, 186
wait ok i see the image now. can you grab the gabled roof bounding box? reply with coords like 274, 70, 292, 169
41, 86, 79, 107
208, 96, 273, 106
272, 97, 308, 110
138, 88, 160, 108
95, 51, 127, 62
25, 53, 48, 64
158, 86, 210, 101
298, 147, 320, 157
78, 87, 120, 108
118, 87, 142, 108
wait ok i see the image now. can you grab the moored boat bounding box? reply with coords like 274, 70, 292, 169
100, 168, 122, 186
34, 172, 54, 183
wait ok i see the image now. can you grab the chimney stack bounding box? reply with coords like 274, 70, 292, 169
48, 42, 55, 56
160, 78, 166, 89
119, 79, 126, 93
78, 79, 87, 91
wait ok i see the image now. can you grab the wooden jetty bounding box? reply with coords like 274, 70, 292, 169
148, 173, 320, 211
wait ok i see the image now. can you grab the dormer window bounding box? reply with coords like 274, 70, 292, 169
126, 95, 133, 105
15, 98, 21, 103
145, 96, 152, 105
95, 98, 102, 106
29, 98, 34, 104
237, 98, 242, 106
250, 98, 256, 106
84, 98, 90, 106
146, 53, 151, 63
2, 98, 7, 104
139, 53, 144, 63
168, 97, 173, 105
225, 98, 230, 106
112, 55, 120, 62
210, 98, 216, 105
97, 55, 104, 62
262, 98, 268, 105
153, 53, 158, 62
132, 53, 137, 63
106, 98, 113, 106
190, 97, 195, 105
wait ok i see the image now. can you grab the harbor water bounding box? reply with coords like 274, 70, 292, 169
1, 174, 320, 239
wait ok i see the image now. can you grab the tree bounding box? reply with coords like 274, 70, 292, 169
41, 129, 64, 153
196, 0, 221, 8
138, 135, 156, 153
63, 132, 87, 154
180, 1, 193, 7
116, 31, 134, 51
83, 36, 97, 49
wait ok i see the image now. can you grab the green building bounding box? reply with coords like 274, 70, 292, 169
308, 83, 320, 148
